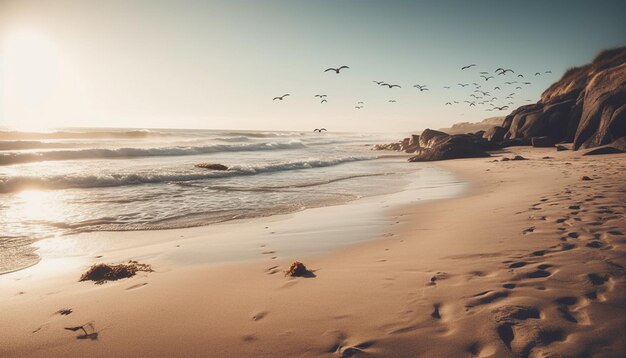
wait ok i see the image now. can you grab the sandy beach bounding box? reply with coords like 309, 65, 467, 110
1, 146, 624, 357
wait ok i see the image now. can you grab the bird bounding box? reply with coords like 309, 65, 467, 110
494, 106, 509, 111
480, 71, 489, 74
320, 99, 327, 103
545, 70, 552, 74
414, 84, 429, 91
373, 80, 384, 85
461, 64, 477, 70
535, 72, 541, 76
481, 75, 494, 81
517, 74, 524, 78
470, 94, 478, 98
388, 100, 396, 103
523, 82, 531, 85
458, 83, 469, 87
504, 81, 514, 85
273, 94, 290, 101
443, 86, 451, 89
496, 68, 514, 75
313, 128, 327, 132
494, 86, 501, 90
381, 83, 401, 88
314, 94, 327, 98
357, 101, 364, 104
324, 65, 349, 74
453, 101, 459, 104
355, 106, 364, 109
469, 102, 476, 107
445, 102, 452, 105
515, 86, 522, 89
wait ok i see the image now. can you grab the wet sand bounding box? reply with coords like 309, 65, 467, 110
0, 147, 624, 357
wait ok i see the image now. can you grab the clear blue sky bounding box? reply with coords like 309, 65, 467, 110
1, 0, 625, 132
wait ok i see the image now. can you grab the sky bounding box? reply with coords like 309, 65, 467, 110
1, 0, 625, 132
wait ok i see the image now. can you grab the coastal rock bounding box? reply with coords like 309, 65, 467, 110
531, 136, 556, 148
582, 137, 626, 155
408, 132, 491, 162
556, 145, 569, 151
501, 47, 626, 150
484, 126, 507, 142
194, 163, 229, 170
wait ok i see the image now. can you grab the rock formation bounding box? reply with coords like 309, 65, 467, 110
502, 47, 626, 150
375, 129, 492, 162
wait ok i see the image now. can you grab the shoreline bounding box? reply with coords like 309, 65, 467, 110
1, 147, 624, 357
2, 162, 464, 278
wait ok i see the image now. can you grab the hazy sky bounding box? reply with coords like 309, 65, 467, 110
1, 0, 625, 132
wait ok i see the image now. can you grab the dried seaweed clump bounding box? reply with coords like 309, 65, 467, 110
80, 260, 153, 284
284, 261, 311, 277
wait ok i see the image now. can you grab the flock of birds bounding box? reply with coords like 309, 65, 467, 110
272, 64, 554, 131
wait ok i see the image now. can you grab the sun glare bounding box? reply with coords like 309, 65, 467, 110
3, 29, 60, 131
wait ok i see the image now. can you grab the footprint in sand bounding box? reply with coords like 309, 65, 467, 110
251, 311, 268, 321
126, 282, 148, 290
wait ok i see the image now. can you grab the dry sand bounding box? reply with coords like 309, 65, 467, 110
0, 147, 624, 357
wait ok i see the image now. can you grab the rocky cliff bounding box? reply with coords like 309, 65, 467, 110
502, 47, 626, 149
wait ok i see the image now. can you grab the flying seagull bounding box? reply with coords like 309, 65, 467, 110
458, 83, 469, 87
481, 75, 494, 81
355, 105, 364, 109
313, 128, 327, 132
517, 74, 524, 78
535, 72, 541, 76
357, 101, 364, 104
494, 86, 501, 90
494, 106, 509, 111
324, 65, 349, 74
461, 64, 476, 70
388, 100, 397, 103
480, 71, 489, 74
523, 82, 531, 85
545, 70, 552, 74
314, 94, 327, 98
445, 102, 452, 105
273, 94, 290, 101
381, 83, 401, 88
496, 69, 514, 75
443, 86, 451, 89
373, 80, 384, 85
320, 99, 327, 103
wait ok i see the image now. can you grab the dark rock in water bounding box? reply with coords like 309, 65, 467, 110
484, 126, 507, 142
581, 176, 593, 181
408, 131, 491, 162
531, 136, 556, 148
512, 155, 527, 161
556, 145, 569, 151
500, 47, 626, 150
501, 157, 510, 162
419, 129, 450, 149
194, 163, 228, 170
375, 128, 491, 162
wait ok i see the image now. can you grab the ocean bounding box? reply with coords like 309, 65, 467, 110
0, 128, 461, 273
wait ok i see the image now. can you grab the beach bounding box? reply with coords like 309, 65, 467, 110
1, 146, 624, 357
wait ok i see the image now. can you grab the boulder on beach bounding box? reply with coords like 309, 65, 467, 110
375, 129, 492, 162
194, 163, 229, 170
531, 136, 556, 148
